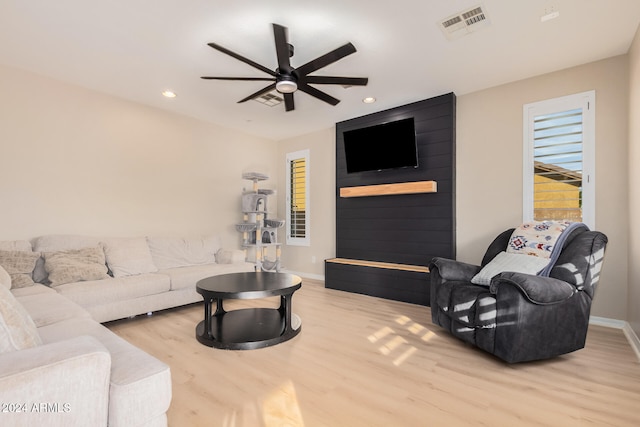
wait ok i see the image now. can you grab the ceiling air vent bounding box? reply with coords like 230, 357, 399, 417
253, 92, 283, 107
439, 4, 490, 41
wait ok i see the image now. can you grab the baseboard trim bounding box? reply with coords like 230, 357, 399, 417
589, 316, 626, 329
281, 269, 325, 282
623, 323, 640, 362
590, 316, 640, 362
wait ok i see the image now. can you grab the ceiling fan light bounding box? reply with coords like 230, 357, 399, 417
276, 80, 297, 94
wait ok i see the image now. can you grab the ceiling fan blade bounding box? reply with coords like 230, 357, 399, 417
201, 76, 276, 81
295, 43, 357, 76
297, 83, 340, 106
284, 93, 295, 111
272, 24, 292, 73
303, 76, 368, 86
207, 42, 276, 77
237, 83, 277, 103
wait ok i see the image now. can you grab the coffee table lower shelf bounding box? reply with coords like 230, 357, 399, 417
196, 308, 301, 350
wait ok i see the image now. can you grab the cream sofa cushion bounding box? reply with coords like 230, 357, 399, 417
0, 285, 42, 353
15, 289, 91, 328
0, 265, 11, 289
9, 283, 56, 298
43, 246, 110, 287
0, 336, 111, 427
38, 318, 172, 427
32, 235, 102, 252
0, 240, 32, 252
101, 237, 158, 277
147, 235, 221, 270
0, 250, 40, 288
159, 262, 255, 291
53, 273, 170, 308
216, 248, 246, 264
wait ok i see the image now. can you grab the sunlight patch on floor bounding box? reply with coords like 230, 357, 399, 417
222, 409, 239, 427
367, 326, 395, 343
393, 346, 418, 366
395, 315, 411, 325
365, 314, 438, 366
261, 380, 305, 427
379, 335, 408, 355
222, 401, 261, 427
421, 330, 436, 342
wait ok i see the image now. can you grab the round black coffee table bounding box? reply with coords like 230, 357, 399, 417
195, 272, 302, 350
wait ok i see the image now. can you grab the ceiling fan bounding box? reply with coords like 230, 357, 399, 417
201, 23, 368, 111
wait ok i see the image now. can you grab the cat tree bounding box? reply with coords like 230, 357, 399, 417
235, 172, 284, 272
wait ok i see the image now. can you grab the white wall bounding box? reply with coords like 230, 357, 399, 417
279, 56, 630, 320
277, 128, 336, 279
627, 24, 640, 335
0, 64, 278, 247
456, 55, 629, 320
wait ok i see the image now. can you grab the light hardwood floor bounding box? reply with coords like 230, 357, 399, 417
107, 279, 640, 427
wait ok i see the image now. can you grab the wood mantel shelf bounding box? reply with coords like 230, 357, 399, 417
326, 258, 429, 273
339, 180, 437, 198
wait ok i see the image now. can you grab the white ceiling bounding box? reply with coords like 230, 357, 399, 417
1, 1, 639, 140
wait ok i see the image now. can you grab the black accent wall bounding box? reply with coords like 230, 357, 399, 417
325, 93, 456, 305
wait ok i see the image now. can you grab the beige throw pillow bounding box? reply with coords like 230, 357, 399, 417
32, 235, 104, 283
0, 250, 40, 289
43, 246, 110, 287
0, 285, 42, 353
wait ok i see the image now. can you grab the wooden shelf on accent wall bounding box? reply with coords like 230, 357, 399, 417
327, 258, 429, 273
339, 180, 437, 198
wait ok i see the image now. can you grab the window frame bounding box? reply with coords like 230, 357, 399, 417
522, 90, 596, 228
285, 149, 310, 246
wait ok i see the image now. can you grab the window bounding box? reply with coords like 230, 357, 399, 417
523, 91, 595, 228
286, 149, 310, 246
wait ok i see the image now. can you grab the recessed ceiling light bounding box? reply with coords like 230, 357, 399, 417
363, 97, 376, 104
162, 90, 177, 98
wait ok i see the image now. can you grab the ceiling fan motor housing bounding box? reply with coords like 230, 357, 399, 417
276, 73, 298, 93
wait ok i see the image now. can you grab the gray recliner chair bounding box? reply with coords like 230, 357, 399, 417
429, 226, 608, 363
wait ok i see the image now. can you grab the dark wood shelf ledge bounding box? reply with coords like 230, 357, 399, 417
339, 181, 437, 198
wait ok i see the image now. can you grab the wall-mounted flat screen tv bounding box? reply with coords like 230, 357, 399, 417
343, 117, 418, 173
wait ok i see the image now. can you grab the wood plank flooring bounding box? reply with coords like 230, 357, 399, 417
107, 279, 640, 427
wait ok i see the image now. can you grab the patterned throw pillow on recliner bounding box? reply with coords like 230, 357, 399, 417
471, 221, 578, 286
506, 220, 572, 259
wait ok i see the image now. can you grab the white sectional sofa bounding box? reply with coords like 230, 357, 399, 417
0, 234, 255, 426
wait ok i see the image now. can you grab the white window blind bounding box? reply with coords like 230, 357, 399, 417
523, 91, 595, 228
533, 108, 583, 222
286, 150, 310, 246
